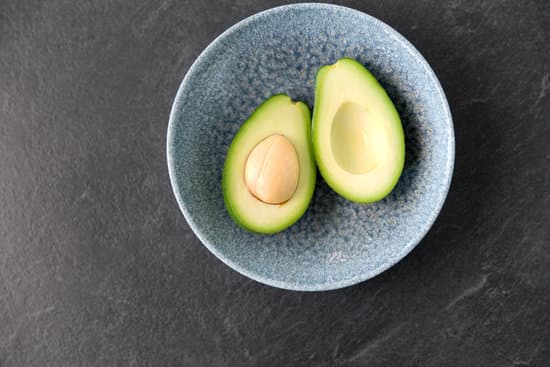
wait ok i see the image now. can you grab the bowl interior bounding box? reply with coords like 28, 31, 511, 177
168, 4, 454, 290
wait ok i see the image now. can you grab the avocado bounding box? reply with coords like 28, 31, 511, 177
312, 58, 405, 203
223, 94, 316, 234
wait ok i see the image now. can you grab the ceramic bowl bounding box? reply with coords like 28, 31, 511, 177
167, 3, 454, 291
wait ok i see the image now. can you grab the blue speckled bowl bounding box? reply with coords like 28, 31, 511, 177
167, 4, 454, 291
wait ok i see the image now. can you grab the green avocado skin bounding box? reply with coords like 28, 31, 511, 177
222, 94, 316, 234
312, 58, 405, 203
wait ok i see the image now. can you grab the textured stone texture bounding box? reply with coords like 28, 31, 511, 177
1, 0, 549, 366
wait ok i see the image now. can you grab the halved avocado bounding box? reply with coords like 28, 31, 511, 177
223, 94, 316, 234
312, 58, 405, 203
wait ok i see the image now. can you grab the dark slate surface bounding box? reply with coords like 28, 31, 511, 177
1, 1, 549, 366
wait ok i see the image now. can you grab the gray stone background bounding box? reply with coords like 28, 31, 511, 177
1, 1, 549, 366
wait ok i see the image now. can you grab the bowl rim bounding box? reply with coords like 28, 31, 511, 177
167, 3, 455, 291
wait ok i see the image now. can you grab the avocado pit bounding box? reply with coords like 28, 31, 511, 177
244, 134, 300, 204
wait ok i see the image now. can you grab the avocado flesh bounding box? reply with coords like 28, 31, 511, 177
312, 58, 405, 203
223, 94, 316, 234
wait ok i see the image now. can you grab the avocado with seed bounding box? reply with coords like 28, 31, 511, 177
312, 58, 405, 203
223, 94, 316, 234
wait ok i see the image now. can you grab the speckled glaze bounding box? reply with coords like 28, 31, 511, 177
167, 3, 454, 291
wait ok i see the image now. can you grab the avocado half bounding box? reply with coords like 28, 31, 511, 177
312, 58, 405, 203
223, 94, 316, 234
